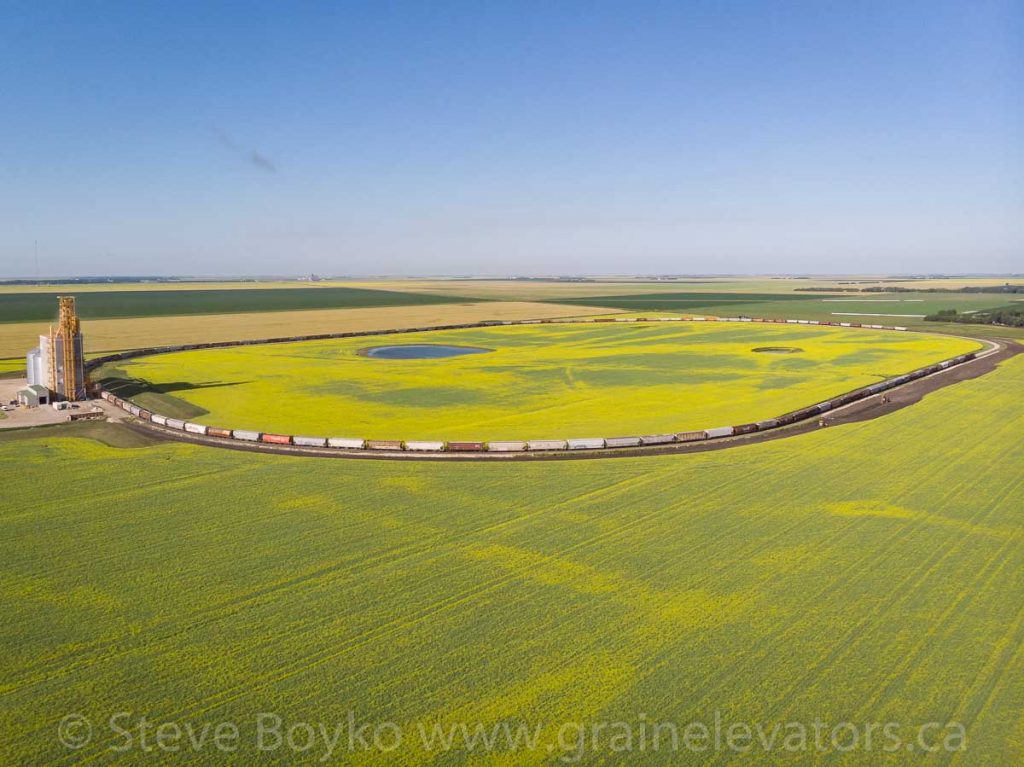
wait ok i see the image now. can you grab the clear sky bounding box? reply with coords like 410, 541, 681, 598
1, 1, 1020, 277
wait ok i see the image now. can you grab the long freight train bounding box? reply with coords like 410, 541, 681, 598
98, 315, 979, 453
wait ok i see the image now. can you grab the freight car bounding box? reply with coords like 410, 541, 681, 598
705, 426, 735, 439
604, 436, 642, 448
404, 440, 445, 452
446, 441, 486, 452
151, 414, 168, 426
567, 438, 606, 450
527, 439, 568, 451
165, 418, 186, 431
290, 435, 326, 448
366, 439, 403, 450
675, 430, 707, 442
184, 422, 208, 435
207, 427, 233, 439
232, 429, 261, 442
327, 437, 365, 449
732, 423, 759, 435
261, 433, 292, 445
487, 440, 527, 452
639, 434, 675, 445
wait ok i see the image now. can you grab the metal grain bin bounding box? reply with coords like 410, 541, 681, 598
261, 433, 292, 445
705, 426, 735, 439
567, 437, 606, 450
604, 436, 642, 448
207, 427, 232, 439
639, 434, 675, 445
404, 440, 445, 452
675, 430, 707, 442
732, 423, 758, 435
327, 437, 365, 449
184, 422, 208, 435
367, 439, 403, 450
293, 436, 328, 448
165, 418, 186, 431
233, 429, 261, 442
151, 414, 168, 426
526, 439, 568, 451
447, 441, 486, 452
487, 441, 527, 452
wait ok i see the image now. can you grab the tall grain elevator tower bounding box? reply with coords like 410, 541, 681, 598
40, 296, 87, 401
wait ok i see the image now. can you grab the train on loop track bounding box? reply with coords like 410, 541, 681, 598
93, 315, 981, 455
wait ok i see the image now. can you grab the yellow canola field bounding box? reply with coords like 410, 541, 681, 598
105, 321, 981, 441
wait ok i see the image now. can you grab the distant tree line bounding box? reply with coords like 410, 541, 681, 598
924, 307, 1024, 328
796, 284, 1024, 294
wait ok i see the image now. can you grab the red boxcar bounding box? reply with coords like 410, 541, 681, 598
261, 433, 292, 445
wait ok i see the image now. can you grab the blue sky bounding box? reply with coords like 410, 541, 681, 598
1, 1, 1020, 277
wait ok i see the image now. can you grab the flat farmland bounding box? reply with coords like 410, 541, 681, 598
0, 286, 488, 324
100, 322, 980, 441
0, 301, 612, 361
2, 354, 1021, 765
550, 291, 1018, 324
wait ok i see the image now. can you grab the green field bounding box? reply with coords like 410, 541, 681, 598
0, 287, 481, 323
2, 354, 1022, 765
550, 291, 1018, 326
101, 322, 980, 441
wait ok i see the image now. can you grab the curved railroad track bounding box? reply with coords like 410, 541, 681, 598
103, 321, 1020, 461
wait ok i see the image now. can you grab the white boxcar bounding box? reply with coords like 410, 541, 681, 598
293, 436, 328, 448
404, 440, 445, 452
675, 430, 707, 442
233, 429, 261, 442
184, 422, 207, 435
487, 440, 527, 452
527, 439, 568, 451
327, 437, 365, 449
604, 436, 642, 448
150, 414, 168, 426
567, 438, 605, 450
128, 405, 142, 417
165, 418, 186, 431
705, 426, 735, 439
639, 434, 675, 445
840, 322, 852, 327
815, 402, 833, 413
756, 418, 780, 430
101, 391, 113, 402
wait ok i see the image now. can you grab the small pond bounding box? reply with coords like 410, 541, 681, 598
361, 344, 493, 360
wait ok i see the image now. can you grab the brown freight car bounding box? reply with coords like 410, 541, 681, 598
446, 441, 486, 452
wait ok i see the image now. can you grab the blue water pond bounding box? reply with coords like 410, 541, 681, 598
362, 344, 493, 360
